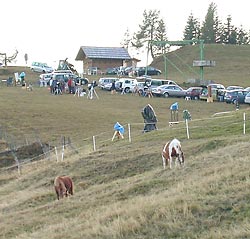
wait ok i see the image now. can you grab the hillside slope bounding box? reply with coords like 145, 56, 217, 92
152, 44, 250, 86
1, 131, 250, 238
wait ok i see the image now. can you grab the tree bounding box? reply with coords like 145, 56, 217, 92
132, 9, 168, 60
183, 12, 201, 41
220, 15, 236, 44
214, 15, 223, 44
201, 2, 218, 43
236, 26, 249, 45
154, 19, 169, 56
0, 49, 18, 66
120, 28, 132, 49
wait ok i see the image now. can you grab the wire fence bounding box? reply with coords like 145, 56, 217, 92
0, 111, 249, 175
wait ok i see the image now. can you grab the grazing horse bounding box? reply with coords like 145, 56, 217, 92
54, 176, 74, 200
162, 138, 184, 169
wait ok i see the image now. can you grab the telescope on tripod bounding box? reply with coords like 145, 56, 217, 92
87, 81, 99, 99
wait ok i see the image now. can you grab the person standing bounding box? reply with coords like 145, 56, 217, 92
111, 81, 116, 94
67, 77, 73, 94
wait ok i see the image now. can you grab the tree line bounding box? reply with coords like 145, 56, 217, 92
122, 2, 249, 60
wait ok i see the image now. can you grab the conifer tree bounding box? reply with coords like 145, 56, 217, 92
183, 13, 200, 41
201, 2, 218, 43
132, 9, 168, 59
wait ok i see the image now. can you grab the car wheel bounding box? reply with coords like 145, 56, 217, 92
164, 92, 169, 98
125, 87, 130, 93
194, 96, 199, 100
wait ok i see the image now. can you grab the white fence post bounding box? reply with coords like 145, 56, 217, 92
93, 136, 96, 151
243, 112, 246, 135
61, 145, 64, 161
185, 119, 190, 139
55, 146, 59, 162
128, 123, 131, 142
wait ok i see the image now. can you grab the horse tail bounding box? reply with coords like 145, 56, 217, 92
61, 176, 74, 196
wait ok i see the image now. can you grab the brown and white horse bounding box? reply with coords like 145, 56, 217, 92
162, 138, 184, 169
54, 176, 74, 200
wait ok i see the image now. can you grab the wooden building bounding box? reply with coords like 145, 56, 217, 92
75, 46, 134, 74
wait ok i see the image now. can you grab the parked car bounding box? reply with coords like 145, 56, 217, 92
244, 92, 250, 104
134, 66, 161, 76
115, 78, 138, 93
224, 89, 248, 104
105, 68, 118, 75
39, 73, 53, 86
98, 77, 119, 90
186, 87, 203, 100
74, 76, 89, 86
30, 62, 54, 73
152, 84, 186, 98
199, 83, 226, 101
124, 66, 135, 76
137, 78, 177, 91
148, 78, 176, 90
244, 87, 250, 92
226, 85, 244, 91
136, 82, 146, 95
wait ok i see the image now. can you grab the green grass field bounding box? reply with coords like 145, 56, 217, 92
1, 44, 250, 238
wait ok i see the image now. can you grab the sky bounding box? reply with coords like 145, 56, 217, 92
1, 0, 250, 72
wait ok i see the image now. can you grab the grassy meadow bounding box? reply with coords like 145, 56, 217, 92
1, 44, 250, 238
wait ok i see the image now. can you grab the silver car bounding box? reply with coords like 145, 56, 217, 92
152, 84, 187, 98
30, 62, 54, 73
244, 92, 250, 104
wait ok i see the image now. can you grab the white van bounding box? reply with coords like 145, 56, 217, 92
149, 79, 177, 90
115, 78, 138, 93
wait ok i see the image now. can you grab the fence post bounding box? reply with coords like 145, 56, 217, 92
55, 146, 59, 162
93, 136, 96, 151
185, 119, 190, 139
61, 145, 64, 161
243, 112, 246, 135
11, 151, 21, 175
128, 123, 131, 142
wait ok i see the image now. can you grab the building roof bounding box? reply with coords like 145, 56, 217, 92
75, 46, 131, 61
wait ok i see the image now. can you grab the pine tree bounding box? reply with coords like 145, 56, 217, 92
236, 26, 249, 45
132, 9, 168, 60
201, 2, 218, 43
183, 12, 200, 41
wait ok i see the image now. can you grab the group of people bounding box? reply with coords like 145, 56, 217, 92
133, 82, 153, 98
109, 79, 153, 97
48, 77, 86, 96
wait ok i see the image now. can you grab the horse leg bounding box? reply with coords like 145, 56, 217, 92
162, 155, 166, 169
169, 157, 172, 169
55, 187, 60, 200
176, 155, 181, 167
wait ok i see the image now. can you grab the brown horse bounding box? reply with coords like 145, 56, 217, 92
162, 138, 185, 169
54, 176, 74, 200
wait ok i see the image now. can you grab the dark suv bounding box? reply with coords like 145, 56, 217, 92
134, 67, 161, 76
224, 89, 248, 104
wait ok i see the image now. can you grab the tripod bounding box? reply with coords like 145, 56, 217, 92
54, 84, 62, 95
87, 86, 99, 99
